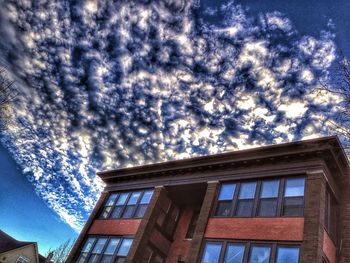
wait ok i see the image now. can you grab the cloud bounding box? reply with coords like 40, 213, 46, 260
0, 0, 340, 231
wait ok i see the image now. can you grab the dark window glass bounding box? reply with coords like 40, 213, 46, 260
258, 199, 278, 217
276, 247, 299, 263
283, 197, 304, 216
235, 200, 254, 217
111, 206, 124, 218
201, 242, 222, 263
224, 243, 245, 263
248, 245, 271, 263
186, 209, 200, 238
216, 202, 232, 216
122, 206, 137, 218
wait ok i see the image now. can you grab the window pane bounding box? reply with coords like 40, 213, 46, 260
100, 255, 113, 263
219, 184, 236, 200
106, 194, 118, 206
104, 238, 120, 255
260, 180, 279, 198
140, 190, 154, 204
88, 254, 100, 263
276, 247, 299, 263
201, 242, 222, 263
122, 205, 136, 218
116, 193, 130, 205
128, 192, 142, 205
82, 238, 96, 252
92, 238, 108, 253
101, 206, 112, 218
116, 259, 126, 263
224, 244, 245, 263
111, 206, 124, 218
235, 200, 254, 217
117, 239, 133, 256
76, 253, 88, 263
215, 202, 232, 216
249, 245, 271, 263
283, 197, 304, 216
258, 199, 278, 217
239, 182, 257, 199
284, 178, 305, 197
135, 204, 148, 218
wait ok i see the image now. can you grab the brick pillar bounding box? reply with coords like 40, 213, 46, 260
66, 191, 108, 263
187, 181, 219, 263
126, 186, 167, 263
300, 172, 326, 263
338, 181, 350, 263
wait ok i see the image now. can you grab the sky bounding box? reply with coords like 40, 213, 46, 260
0, 0, 349, 255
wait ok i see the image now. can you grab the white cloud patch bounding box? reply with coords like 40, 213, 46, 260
0, 0, 339, 231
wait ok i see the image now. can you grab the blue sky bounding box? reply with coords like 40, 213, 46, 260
0, 0, 349, 255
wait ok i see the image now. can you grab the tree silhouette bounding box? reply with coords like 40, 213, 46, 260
0, 67, 16, 131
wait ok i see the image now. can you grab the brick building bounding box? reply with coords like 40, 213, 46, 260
67, 136, 349, 263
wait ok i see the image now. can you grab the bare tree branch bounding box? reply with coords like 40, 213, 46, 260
0, 67, 17, 131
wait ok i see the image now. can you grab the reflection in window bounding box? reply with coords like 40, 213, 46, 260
224, 244, 245, 263
201, 242, 222, 263
276, 247, 299, 263
215, 177, 305, 218
258, 180, 279, 216
201, 241, 300, 263
100, 189, 154, 219
235, 182, 256, 217
216, 184, 236, 216
283, 178, 305, 216
76, 236, 133, 263
248, 245, 271, 263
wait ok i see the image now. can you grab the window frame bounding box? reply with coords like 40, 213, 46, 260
200, 239, 301, 263
99, 189, 154, 219
76, 235, 134, 263
212, 176, 305, 218
324, 188, 338, 243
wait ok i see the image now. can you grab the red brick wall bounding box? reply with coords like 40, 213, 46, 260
149, 229, 172, 255
205, 218, 304, 241
88, 219, 141, 236
166, 207, 193, 263
323, 230, 336, 263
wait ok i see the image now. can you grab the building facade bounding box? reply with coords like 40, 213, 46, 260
0, 230, 47, 263
67, 136, 349, 263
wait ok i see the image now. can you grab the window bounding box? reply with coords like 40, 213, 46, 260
201, 242, 222, 263
156, 197, 180, 238
214, 177, 305, 218
143, 245, 166, 263
16, 256, 30, 263
282, 178, 305, 216
258, 180, 279, 216
325, 189, 337, 241
186, 209, 200, 239
200, 241, 300, 263
276, 246, 299, 263
100, 189, 154, 219
235, 182, 257, 217
76, 236, 133, 263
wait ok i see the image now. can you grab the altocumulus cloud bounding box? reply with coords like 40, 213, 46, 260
0, 0, 341, 231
